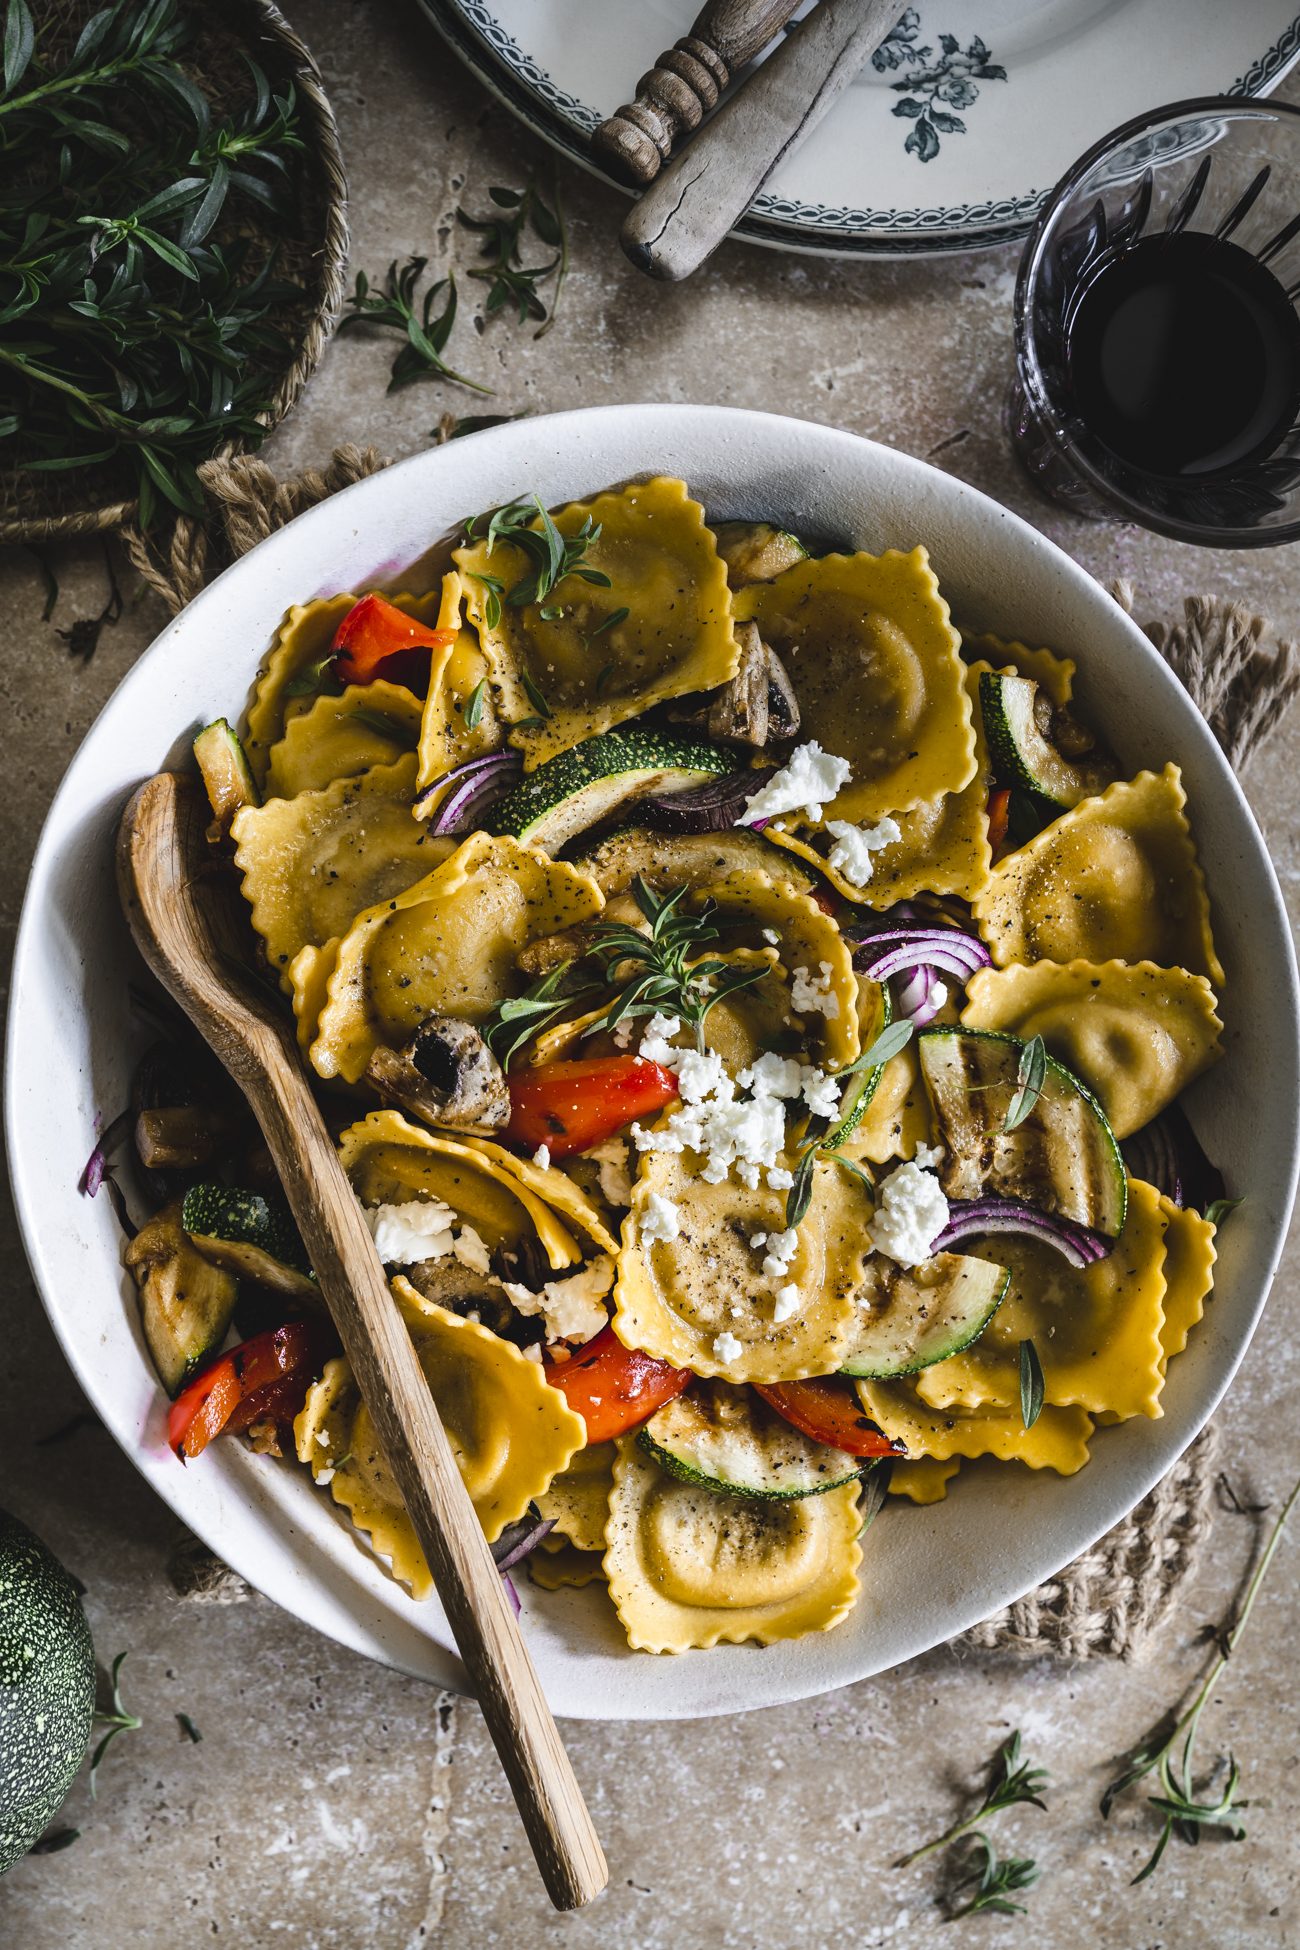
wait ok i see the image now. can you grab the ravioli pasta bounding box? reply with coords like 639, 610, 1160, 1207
143, 471, 1231, 1662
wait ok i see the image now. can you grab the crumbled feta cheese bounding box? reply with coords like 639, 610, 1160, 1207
639, 1190, 682, 1244
586, 1136, 633, 1206
521, 1343, 543, 1363
612, 1017, 636, 1049
772, 1284, 801, 1324
766, 1166, 795, 1191
824, 815, 903, 885
452, 1227, 492, 1275
314, 1430, 331, 1449
315, 1466, 336, 1486
736, 1161, 761, 1189
868, 1159, 950, 1268
761, 1227, 799, 1282
762, 927, 780, 946
928, 981, 949, 1013
790, 962, 841, 1021
675, 1047, 727, 1104
502, 1255, 615, 1344
800, 1067, 842, 1119
742, 741, 852, 825
742, 1052, 805, 1099
366, 1199, 457, 1267
914, 1140, 945, 1170
638, 1012, 683, 1069
532, 1143, 551, 1170
712, 1330, 744, 1365
749, 1232, 768, 1250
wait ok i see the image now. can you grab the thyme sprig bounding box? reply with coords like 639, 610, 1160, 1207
456, 174, 568, 334
88, 1651, 142, 1795
339, 257, 489, 394
945, 1833, 1040, 1919
583, 879, 766, 1051
894, 1730, 1049, 1869
465, 493, 611, 626
1101, 1470, 1300, 1881
0, 0, 308, 525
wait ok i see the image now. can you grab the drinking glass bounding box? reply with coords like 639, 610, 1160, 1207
1009, 97, 1300, 547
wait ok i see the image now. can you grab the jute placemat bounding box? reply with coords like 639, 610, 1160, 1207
146, 448, 1300, 1661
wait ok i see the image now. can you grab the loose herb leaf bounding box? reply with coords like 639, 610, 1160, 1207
88, 1650, 142, 1796
1101, 1468, 1300, 1880
520, 669, 552, 720
588, 605, 629, 638
785, 1149, 818, 1229
842, 1017, 916, 1079
894, 1730, 1049, 1869
1204, 1196, 1242, 1229
456, 172, 568, 334
176, 1712, 202, 1743
1004, 1033, 1047, 1133
339, 257, 490, 395
462, 677, 487, 728
1019, 1338, 1044, 1430
29, 1827, 80, 1855
945, 1833, 1040, 1919
433, 409, 526, 443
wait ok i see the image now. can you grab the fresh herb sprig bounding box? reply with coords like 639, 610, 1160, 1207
0, 0, 308, 525
1004, 1033, 1047, 1133
482, 960, 598, 1071
465, 493, 611, 626
1018, 1338, 1045, 1430
339, 257, 489, 395
456, 174, 568, 335
945, 1833, 1041, 1919
583, 879, 766, 1051
88, 1651, 142, 1795
784, 1019, 916, 1229
894, 1731, 1049, 1869
1101, 1470, 1300, 1881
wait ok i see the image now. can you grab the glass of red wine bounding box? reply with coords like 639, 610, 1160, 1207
1010, 98, 1300, 547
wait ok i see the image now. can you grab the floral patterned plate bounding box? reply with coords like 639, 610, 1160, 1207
413, 0, 1300, 258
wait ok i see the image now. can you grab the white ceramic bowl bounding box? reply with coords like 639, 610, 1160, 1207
8, 406, 1298, 1720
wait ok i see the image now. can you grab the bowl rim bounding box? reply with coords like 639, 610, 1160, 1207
8, 402, 1299, 1718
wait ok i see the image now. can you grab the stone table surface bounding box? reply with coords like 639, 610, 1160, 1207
2, 4, 1300, 1945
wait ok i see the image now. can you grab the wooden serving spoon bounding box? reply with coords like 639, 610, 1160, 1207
117, 770, 608, 1914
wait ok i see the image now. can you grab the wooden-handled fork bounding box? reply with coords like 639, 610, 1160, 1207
117, 771, 608, 1913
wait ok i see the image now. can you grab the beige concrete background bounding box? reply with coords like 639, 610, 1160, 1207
2, 4, 1299, 1944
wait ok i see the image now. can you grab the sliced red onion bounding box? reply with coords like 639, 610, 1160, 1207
492, 1514, 557, 1574
851, 927, 991, 984
895, 964, 934, 1023
420, 752, 523, 834
501, 1571, 521, 1618
1122, 1106, 1225, 1211
81, 1108, 134, 1197
932, 1196, 1112, 1268
643, 768, 776, 835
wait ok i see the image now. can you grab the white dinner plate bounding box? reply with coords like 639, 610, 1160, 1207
7, 405, 1298, 1718
414, 0, 1300, 258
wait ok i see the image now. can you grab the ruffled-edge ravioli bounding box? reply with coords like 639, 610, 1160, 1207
858, 1377, 1094, 1473
887, 1457, 960, 1504
699, 866, 860, 1069
454, 477, 737, 770
962, 958, 1222, 1140
614, 1150, 866, 1382
913, 1178, 1169, 1421
310, 831, 604, 1083
233, 755, 452, 985
603, 1436, 862, 1653
417, 617, 504, 800
243, 589, 445, 787
266, 680, 423, 799
535, 1441, 617, 1551
973, 766, 1224, 986
529, 1542, 606, 1590
1158, 1196, 1217, 1366
840, 1041, 934, 1166
294, 1288, 586, 1595
339, 1109, 606, 1270
763, 661, 993, 907
732, 546, 977, 821
962, 631, 1075, 705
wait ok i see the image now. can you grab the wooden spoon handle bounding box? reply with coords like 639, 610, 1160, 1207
621, 0, 899, 280
246, 1047, 608, 1911
591, 0, 804, 185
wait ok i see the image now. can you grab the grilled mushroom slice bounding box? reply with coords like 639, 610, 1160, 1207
675, 622, 800, 749
403, 1257, 536, 1345
365, 1017, 511, 1132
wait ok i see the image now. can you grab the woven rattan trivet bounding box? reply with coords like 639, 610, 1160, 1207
151, 449, 1300, 1660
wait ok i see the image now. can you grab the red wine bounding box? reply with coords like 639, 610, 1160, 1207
1065, 232, 1300, 477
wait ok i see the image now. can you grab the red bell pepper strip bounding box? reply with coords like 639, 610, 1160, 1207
168, 1320, 331, 1461
755, 1378, 903, 1459
986, 786, 1011, 856
544, 1326, 690, 1442
331, 593, 457, 688
506, 1055, 679, 1158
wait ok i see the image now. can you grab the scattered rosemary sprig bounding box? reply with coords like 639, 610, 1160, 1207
1101, 1470, 1300, 1882
88, 1651, 142, 1795
1004, 1033, 1047, 1132
945, 1833, 1040, 1919
1018, 1338, 1044, 1430
339, 257, 489, 394
784, 1019, 916, 1228
894, 1731, 1049, 1869
482, 960, 598, 1070
464, 493, 611, 625
0, 0, 307, 526
456, 174, 568, 335
583, 879, 766, 1051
